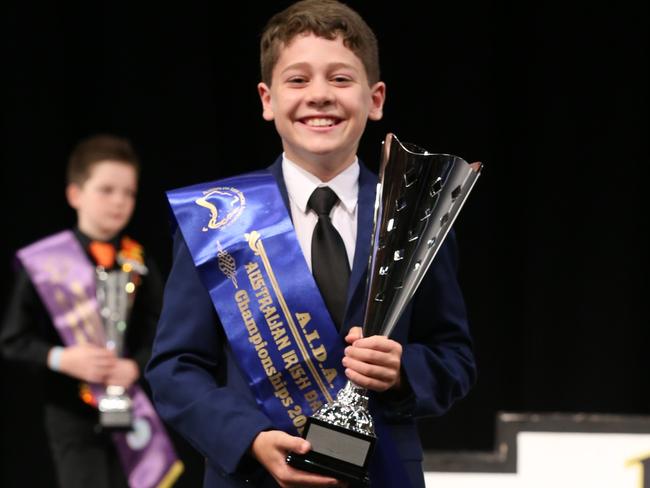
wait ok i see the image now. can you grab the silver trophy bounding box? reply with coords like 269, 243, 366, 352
287, 133, 483, 484
96, 258, 144, 430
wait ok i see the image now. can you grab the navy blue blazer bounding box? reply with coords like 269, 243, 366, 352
146, 158, 476, 487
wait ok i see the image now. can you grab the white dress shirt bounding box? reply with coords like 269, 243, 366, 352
282, 156, 359, 272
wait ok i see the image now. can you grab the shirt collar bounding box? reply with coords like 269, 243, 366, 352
74, 227, 121, 249
282, 155, 359, 215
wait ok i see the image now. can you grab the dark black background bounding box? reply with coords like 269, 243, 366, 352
1, 1, 647, 486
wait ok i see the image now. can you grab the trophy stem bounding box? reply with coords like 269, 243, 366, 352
105, 385, 126, 396
338, 380, 369, 408
312, 380, 375, 437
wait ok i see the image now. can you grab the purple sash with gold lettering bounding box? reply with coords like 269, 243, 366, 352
17, 230, 183, 488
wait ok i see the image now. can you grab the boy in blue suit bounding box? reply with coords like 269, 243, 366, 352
146, 1, 476, 487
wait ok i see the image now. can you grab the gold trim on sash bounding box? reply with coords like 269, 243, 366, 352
246, 231, 334, 404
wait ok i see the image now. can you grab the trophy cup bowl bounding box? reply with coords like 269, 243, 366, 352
286, 133, 482, 485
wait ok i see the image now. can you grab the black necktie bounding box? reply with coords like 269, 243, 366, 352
308, 187, 350, 329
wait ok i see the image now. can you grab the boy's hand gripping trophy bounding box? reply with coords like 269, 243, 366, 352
95, 255, 146, 430
287, 133, 483, 485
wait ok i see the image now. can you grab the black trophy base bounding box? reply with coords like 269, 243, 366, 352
286, 451, 370, 487
99, 410, 133, 431
286, 417, 374, 487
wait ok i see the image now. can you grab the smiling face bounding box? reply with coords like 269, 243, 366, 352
66, 160, 137, 241
258, 33, 385, 181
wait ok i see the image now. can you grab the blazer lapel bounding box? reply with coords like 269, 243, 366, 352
267, 156, 290, 211
344, 163, 377, 331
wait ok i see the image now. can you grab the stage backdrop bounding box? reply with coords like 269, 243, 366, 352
1, 1, 647, 486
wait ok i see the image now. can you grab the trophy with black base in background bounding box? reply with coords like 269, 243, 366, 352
95, 258, 144, 430
286, 133, 483, 485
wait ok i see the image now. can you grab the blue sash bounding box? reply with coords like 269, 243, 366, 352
167, 170, 347, 433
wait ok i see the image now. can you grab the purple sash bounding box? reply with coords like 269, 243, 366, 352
17, 230, 183, 488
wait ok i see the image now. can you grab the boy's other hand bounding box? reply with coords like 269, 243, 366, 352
343, 326, 403, 392
105, 358, 140, 388
58, 344, 116, 383
250, 430, 345, 487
